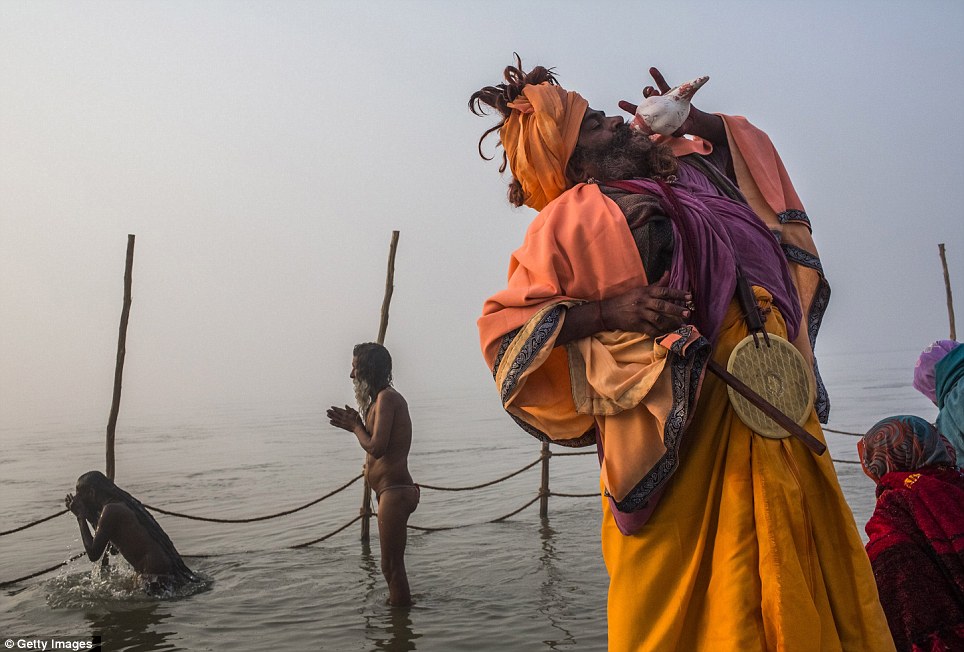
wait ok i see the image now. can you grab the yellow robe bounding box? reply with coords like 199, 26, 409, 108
480, 118, 892, 650
602, 299, 894, 651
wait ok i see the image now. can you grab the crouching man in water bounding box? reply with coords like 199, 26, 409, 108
65, 471, 199, 596
327, 342, 419, 607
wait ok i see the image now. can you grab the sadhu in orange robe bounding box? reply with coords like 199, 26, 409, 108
478, 116, 894, 651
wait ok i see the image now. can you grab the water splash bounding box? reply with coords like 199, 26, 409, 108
45, 561, 210, 609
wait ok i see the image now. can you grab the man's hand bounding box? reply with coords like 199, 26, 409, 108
618, 66, 674, 115
555, 273, 692, 346
64, 494, 84, 518
618, 67, 698, 138
328, 405, 363, 433
618, 67, 718, 140
600, 276, 692, 336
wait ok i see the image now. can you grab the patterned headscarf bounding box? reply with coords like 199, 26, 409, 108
913, 339, 960, 404
499, 82, 588, 211
858, 415, 956, 484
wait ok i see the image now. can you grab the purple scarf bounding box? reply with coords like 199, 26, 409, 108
915, 340, 961, 404
607, 168, 801, 343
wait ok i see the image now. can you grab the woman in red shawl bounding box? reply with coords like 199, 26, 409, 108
859, 415, 964, 651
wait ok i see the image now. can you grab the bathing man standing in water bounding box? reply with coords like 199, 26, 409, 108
328, 342, 418, 607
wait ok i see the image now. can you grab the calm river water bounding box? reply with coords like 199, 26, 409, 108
1, 348, 938, 651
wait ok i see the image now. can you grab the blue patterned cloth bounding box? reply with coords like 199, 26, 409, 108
937, 345, 964, 465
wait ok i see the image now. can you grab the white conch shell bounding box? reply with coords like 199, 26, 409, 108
629, 75, 709, 136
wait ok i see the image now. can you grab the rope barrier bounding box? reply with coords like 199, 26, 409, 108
142, 474, 362, 523
2, 476, 364, 538
419, 457, 541, 491
550, 491, 599, 498
492, 495, 541, 522
824, 427, 864, 437
290, 515, 363, 549
0, 552, 86, 588
551, 450, 597, 457
1, 509, 68, 536
408, 495, 542, 532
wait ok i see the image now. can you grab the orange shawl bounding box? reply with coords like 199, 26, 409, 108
478, 114, 831, 507
478, 183, 705, 502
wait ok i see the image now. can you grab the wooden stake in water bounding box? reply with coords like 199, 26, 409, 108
361, 230, 400, 543
106, 234, 135, 481
940, 243, 956, 340
377, 231, 400, 346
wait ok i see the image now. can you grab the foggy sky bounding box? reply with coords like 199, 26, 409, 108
1, 0, 962, 429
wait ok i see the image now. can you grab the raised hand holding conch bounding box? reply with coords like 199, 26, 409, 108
619, 67, 708, 137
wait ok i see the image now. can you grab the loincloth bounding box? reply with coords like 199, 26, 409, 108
375, 483, 420, 504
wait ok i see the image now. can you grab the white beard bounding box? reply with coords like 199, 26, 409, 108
353, 377, 373, 425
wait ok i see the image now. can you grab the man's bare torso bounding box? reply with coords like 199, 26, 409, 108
365, 387, 414, 494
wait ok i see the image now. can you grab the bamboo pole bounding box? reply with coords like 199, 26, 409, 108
377, 231, 400, 345
939, 243, 956, 340
539, 441, 551, 518
361, 230, 400, 543
359, 476, 372, 544
105, 234, 135, 481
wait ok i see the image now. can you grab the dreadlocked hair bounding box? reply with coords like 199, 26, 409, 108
468, 53, 559, 207
76, 471, 198, 584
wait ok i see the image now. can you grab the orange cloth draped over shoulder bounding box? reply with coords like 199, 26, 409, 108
478, 183, 702, 502
499, 82, 589, 211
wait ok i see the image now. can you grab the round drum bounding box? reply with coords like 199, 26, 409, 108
725, 334, 815, 439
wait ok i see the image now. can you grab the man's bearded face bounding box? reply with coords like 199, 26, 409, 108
580, 123, 659, 182
353, 376, 373, 423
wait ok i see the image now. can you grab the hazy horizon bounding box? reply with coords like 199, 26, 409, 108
2, 1, 962, 429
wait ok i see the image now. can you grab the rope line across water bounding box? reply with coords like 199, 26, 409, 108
418, 457, 541, 491
407, 495, 542, 532
143, 474, 363, 523
824, 427, 864, 437
290, 515, 363, 549
0, 552, 86, 588
1, 509, 68, 537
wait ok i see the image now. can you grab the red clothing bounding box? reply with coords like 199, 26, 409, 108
866, 467, 964, 651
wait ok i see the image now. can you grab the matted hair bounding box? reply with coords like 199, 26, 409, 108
76, 471, 197, 583
468, 54, 560, 207
353, 342, 393, 392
